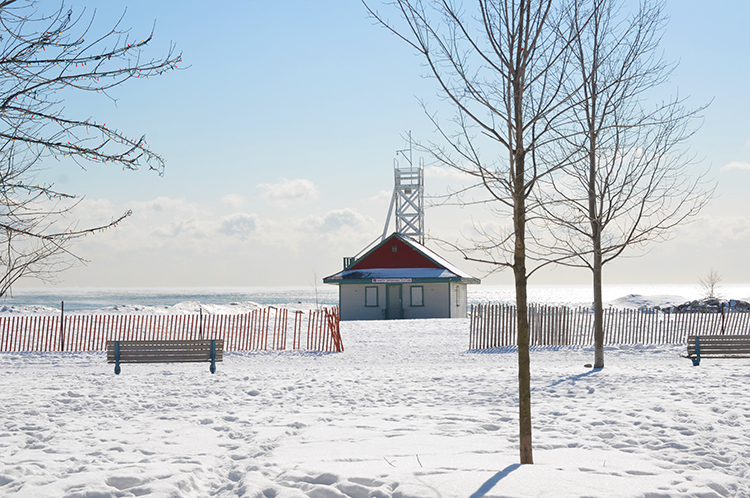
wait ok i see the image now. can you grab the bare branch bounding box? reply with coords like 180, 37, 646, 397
534, 0, 712, 368
0, 2, 179, 295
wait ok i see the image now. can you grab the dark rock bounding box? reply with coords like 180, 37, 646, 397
666, 298, 750, 313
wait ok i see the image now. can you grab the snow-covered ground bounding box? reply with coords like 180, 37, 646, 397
1, 318, 746, 497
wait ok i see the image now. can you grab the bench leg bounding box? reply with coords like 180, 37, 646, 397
691, 336, 700, 366
210, 340, 216, 374
114, 341, 121, 375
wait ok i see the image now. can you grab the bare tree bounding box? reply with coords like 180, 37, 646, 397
536, 0, 711, 368
363, 0, 585, 464
0, 1, 180, 296
699, 268, 721, 300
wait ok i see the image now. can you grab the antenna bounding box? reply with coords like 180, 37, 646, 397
382, 131, 425, 244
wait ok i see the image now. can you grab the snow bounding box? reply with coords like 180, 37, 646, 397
91, 301, 266, 315
0, 301, 268, 316
1, 317, 747, 497
604, 294, 688, 309
325, 267, 463, 280
0, 304, 62, 315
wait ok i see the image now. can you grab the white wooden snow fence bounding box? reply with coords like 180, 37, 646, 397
469, 304, 750, 349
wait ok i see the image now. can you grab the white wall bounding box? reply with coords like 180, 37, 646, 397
402, 283, 449, 319
450, 282, 468, 318
339, 282, 471, 320
339, 284, 386, 321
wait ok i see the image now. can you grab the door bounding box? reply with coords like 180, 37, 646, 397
386, 284, 403, 319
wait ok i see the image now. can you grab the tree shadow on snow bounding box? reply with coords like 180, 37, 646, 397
469, 464, 522, 498
469, 345, 591, 354
545, 368, 602, 389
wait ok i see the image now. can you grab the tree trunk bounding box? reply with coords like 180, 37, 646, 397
514, 147, 533, 465
586, 69, 605, 369
592, 241, 604, 368
515, 260, 533, 464
590, 161, 605, 369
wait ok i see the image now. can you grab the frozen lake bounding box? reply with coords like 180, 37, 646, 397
3, 283, 750, 312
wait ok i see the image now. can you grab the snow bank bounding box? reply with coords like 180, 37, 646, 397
1, 318, 746, 497
0, 301, 335, 317
0, 304, 61, 315
92, 300, 265, 315
605, 294, 687, 309
0, 301, 269, 316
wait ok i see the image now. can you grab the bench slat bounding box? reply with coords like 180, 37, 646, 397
113, 357, 221, 363
687, 355, 750, 359
106, 340, 221, 348
107, 352, 224, 360
687, 343, 750, 349
106, 353, 224, 360
688, 335, 750, 342
107, 352, 224, 363
105, 350, 224, 357
687, 348, 750, 353
689, 342, 750, 345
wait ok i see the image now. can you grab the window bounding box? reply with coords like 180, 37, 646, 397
455, 285, 461, 306
410, 286, 424, 307
365, 286, 379, 307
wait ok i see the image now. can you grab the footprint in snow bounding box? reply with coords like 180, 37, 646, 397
106, 476, 150, 490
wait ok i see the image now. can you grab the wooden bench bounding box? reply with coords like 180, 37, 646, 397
686, 335, 750, 366
106, 340, 223, 375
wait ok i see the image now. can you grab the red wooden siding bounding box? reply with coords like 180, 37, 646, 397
348, 235, 440, 270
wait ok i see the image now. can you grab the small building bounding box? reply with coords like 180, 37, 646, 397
323, 233, 480, 321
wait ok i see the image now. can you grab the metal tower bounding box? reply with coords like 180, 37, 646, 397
382, 132, 425, 244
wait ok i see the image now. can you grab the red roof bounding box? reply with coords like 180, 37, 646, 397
347, 234, 441, 270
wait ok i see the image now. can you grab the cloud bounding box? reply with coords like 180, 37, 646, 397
369, 190, 392, 203
64, 196, 382, 284
128, 197, 201, 221
677, 215, 750, 244
96, 198, 213, 244
64, 198, 116, 224
423, 165, 482, 200
218, 213, 258, 239
424, 165, 472, 182
221, 193, 246, 210
301, 208, 375, 234
149, 217, 212, 241
721, 161, 750, 172
321, 209, 368, 232
257, 178, 319, 205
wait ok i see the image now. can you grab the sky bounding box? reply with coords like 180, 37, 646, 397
11, 0, 750, 289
